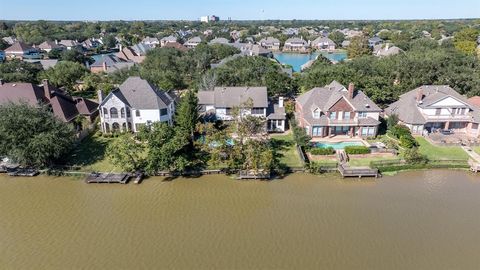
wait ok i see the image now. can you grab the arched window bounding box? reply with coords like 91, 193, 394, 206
127, 122, 132, 131
103, 107, 108, 118
126, 107, 131, 118
121, 108, 125, 118
122, 123, 127, 131
110, 108, 118, 118
112, 122, 120, 132
105, 123, 110, 133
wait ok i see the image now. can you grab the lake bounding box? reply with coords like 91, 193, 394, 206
1, 170, 480, 269
274, 51, 347, 72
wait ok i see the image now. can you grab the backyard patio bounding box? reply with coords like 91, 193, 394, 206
426, 132, 479, 145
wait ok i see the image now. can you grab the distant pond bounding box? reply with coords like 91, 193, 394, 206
274, 51, 347, 72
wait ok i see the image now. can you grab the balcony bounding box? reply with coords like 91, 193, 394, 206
424, 114, 472, 122
327, 118, 359, 126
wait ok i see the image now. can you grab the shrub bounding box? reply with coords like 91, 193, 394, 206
310, 147, 335, 155
403, 147, 428, 164
390, 124, 411, 139
344, 145, 371, 155
399, 134, 417, 148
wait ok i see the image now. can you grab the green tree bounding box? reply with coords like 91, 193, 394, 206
0, 103, 74, 167
347, 36, 371, 59
60, 49, 93, 65
328, 31, 345, 47
107, 135, 145, 172
39, 61, 89, 92
175, 90, 199, 141
102, 34, 117, 49
454, 28, 480, 55
0, 60, 43, 83
139, 122, 191, 174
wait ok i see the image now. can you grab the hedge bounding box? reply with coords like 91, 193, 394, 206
344, 145, 371, 155
310, 147, 335, 155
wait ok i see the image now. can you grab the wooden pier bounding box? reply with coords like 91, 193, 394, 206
238, 170, 271, 180
85, 172, 130, 184
7, 168, 39, 177
338, 164, 379, 178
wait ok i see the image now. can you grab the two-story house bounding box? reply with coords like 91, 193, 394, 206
184, 37, 202, 48
283, 37, 309, 53
385, 85, 480, 137
98, 77, 175, 133
197, 86, 286, 132
311, 36, 336, 51
296, 81, 382, 138
258, 37, 281, 51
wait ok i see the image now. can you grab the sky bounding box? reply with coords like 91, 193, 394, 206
0, 0, 479, 21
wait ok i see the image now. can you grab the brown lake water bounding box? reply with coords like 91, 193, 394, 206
1, 170, 480, 269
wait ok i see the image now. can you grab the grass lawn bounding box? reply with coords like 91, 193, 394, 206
416, 137, 469, 161
474, 147, 480, 155
270, 134, 304, 168
348, 156, 400, 167
65, 134, 121, 172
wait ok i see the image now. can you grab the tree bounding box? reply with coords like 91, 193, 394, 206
139, 122, 191, 174
328, 31, 345, 47
102, 34, 117, 49
39, 61, 88, 92
347, 36, 371, 59
454, 28, 480, 55
0, 60, 43, 83
107, 135, 145, 172
175, 90, 199, 141
0, 103, 74, 167
60, 49, 93, 65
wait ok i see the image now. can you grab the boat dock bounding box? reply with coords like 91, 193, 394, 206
85, 172, 130, 184
338, 164, 379, 178
238, 170, 271, 180
7, 168, 39, 177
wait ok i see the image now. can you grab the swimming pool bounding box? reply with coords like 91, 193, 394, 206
312, 141, 365, 150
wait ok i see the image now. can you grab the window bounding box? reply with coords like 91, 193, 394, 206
225, 108, 232, 116
135, 110, 140, 117
110, 108, 118, 118
361, 127, 375, 136
102, 107, 108, 118
472, 123, 479, 130
312, 126, 323, 137
120, 108, 125, 118
435, 108, 442, 116
313, 108, 321, 119
112, 122, 120, 132
329, 112, 337, 120
460, 108, 466, 115
160, 108, 168, 116
357, 112, 367, 118
251, 108, 264, 115
126, 108, 131, 117
344, 112, 351, 120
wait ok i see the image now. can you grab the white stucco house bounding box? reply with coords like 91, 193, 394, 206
98, 76, 175, 133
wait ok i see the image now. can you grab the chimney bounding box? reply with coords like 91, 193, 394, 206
42, 79, 51, 99
278, 97, 284, 108
348, 83, 355, 99
98, 90, 104, 103
417, 88, 423, 102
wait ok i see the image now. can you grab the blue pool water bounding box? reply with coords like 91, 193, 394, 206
312, 141, 364, 150
273, 51, 347, 72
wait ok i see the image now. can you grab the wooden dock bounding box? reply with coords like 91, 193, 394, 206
468, 159, 480, 172
85, 172, 130, 184
7, 168, 39, 177
338, 164, 379, 178
133, 172, 144, 184
238, 170, 271, 180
